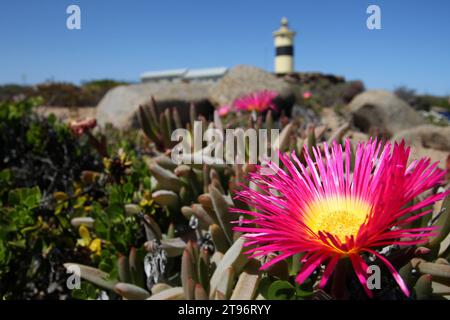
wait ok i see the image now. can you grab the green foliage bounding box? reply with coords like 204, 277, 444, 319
259, 278, 313, 300
0, 99, 150, 299
0, 79, 128, 106
81, 79, 128, 91
395, 86, 450, 111
0, 98, 100, 193
0, 183, 82, 299
71, 281, 102, 300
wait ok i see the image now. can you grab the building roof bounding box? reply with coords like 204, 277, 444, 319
140, 68, 188, 79
273, 17, 296, 37
184, 67, 228, 79
140, 67, 227, 81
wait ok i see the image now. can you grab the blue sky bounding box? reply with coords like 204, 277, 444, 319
0, 0, 449, 95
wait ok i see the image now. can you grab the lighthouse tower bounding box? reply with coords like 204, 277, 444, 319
273, 17, 296, 75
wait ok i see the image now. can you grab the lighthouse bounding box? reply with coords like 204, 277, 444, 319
273, 17, 296, 75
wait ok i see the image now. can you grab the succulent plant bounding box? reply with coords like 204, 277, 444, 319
62, 110, 319, 300
395, 192, 450, 300
57, 95, 450, 301
138, 97, 207, 153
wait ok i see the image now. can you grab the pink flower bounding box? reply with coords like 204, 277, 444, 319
69, 118, 97, 137
233, 90, 278, 112
303, 91, 312, 100
232, 139, 448, 297
218, 105, 230, 117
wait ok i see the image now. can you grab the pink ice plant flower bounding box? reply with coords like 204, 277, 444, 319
69, 118, 97, 137
218, 105, 231, 117
233, 90, 278, 112
303, 91, 312, 99
232, 139, 449, 297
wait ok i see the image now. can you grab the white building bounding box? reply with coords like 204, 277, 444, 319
140, 67, 228, 83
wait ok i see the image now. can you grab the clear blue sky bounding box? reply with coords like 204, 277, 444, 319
1, 0, 449, 95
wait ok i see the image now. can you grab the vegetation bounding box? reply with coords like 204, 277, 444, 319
395, 86, 450, 111
0, 96, 449, 300
0, 79, 129, 107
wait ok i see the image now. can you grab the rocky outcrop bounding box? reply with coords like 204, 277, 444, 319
392, 125, 450, 169
348, 90, 425, 137
208, 65, 295, 110
96, 82, 214, 129
393, 125, 450, 151
285, 72, 346, 85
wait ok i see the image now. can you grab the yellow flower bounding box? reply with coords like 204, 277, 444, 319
73, 182, 83, 195
76, 225, 101, 255
118, 149, 132, 167
77, 225, 91, 247
53, 191, 68, 202
139, 191, 154, 209
103, 157, 111, 171
139, 199, 150, 207
88, 238, 102, 255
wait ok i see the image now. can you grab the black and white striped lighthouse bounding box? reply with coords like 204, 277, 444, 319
273, 17, 296, 75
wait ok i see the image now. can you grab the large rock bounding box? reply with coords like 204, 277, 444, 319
393, 125, 450, 169
403, 145, 448, 170
345, 130, 370, 146
348, 90, 425, 137
320, 108, 346, 132
96, 82, 214, 129
208, 65, 295, 111
393, 125, 450, 151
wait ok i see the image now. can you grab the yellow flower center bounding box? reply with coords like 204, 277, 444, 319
305, 196, 371, 241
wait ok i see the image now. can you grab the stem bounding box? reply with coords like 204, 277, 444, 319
331, 258, 350, 300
